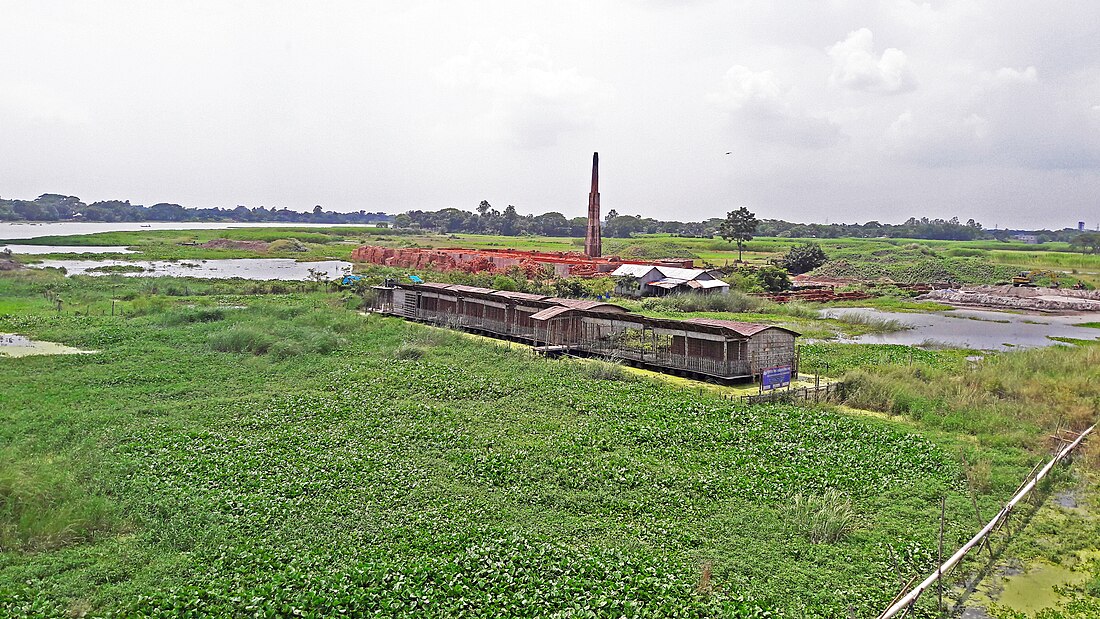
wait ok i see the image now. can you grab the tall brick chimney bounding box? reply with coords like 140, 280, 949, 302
584, 152, 601, 258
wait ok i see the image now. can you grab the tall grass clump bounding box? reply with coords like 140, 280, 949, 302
0, 454, 118, 551
129, 295, 172, 316
788, 490, 856, 543
393, 342, 426, 360
830, 312, 908, 334
207, 326, 275, 355
581, 358, 629, 381
640, 291, 773, 314
159, 307, 225, 325
774, 301, 820, 320
267, 329, 343, 360
842, 344, 1100, 446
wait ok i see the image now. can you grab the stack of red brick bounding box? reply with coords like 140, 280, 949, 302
350, 246, 692, 278
759, 289, 873, 303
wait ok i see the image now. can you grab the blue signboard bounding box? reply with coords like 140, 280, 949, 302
762, 366, 792, 391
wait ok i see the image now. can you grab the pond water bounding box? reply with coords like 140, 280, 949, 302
30, 258, 353, 281
0, 333, 95, 358
821, 307, 1100, 350
1, 244, 136, 254
0, 221, 366, 241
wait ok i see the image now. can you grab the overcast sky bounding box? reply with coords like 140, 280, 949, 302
2, 1, 1098, 228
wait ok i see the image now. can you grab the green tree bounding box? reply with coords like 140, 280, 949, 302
718, 207, 758, 262
755, 265, 790, 292
1071, 233, 1100, 254
604, 215, 644, 238
500, 205, 519, 236
782, 242, 828, 274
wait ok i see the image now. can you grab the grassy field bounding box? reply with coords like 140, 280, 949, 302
3, 229, 1099, 617
2, 268, 1080, 618
9, 227, 1098, 287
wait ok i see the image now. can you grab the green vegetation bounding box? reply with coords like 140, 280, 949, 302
625, 295, 907, 339
8, 226, 1097, 286
780, 242, 829, 275
841, 343, 1099, 447
3, 229, 1098, 617
788, 490, 857, 544
85, 264, 147, 274
717, 207, 758, 262
0, 269, 1055, 618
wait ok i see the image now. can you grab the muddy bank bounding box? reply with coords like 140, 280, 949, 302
0, 333, 96, 357
919, 285, 1100, 313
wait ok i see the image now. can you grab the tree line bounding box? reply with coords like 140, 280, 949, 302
2, 192, 1089, 245
397, 203, 1036, 242
0, 194, 391, 225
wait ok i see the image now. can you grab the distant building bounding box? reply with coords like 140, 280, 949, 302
611, 264, 730, 297
1014, 234, 1040, 244
1080, 222, 1086, 231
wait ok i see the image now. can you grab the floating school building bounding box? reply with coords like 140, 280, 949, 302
373, 282, 799, 383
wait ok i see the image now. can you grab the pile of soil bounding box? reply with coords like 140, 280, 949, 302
199, 239, 270, 251
0, 253, 20, 271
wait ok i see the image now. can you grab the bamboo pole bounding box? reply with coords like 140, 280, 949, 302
876, 423, 1095, 619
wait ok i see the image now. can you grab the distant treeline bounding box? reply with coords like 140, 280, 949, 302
0, 194, 392, 225
399, 202, 1081, 242
1, 193, 1086, 243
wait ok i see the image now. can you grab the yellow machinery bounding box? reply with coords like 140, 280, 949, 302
1012, 270, 1060, 287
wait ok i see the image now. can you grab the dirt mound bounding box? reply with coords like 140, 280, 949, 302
200, 239, 270, 251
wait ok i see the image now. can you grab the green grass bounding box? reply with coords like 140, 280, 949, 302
840, 343, 1100, 447
0, 269, 1048, 618
11, 227, 1099, 288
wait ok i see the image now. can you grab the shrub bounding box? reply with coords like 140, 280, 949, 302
160, 307, 225, 325
781, 242, 829, 274
491, 275, 519, 292
640, 291, 773, 314
269, 238, 308, 252
582, 359, 628, 381
755, 265, 791, 292
130, 295, 172, 316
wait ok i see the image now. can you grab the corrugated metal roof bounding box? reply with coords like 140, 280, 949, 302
647, 278, 688, 288
682, 318, 799, 337
530, 306, 575, 321
611, 264, 712, 280
490, 290, 549, 302
654, 266, 708, 280
546, 298, 628, 312
610, 264, 658, 277
687, 279, 730, 289
447, 285, 496, 295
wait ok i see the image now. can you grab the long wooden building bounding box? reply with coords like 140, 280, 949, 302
373, 282, 799, 383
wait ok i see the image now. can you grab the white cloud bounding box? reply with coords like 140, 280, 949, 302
437, 39, 612, 149
828, 28, 916, 94
988, 66, 1038, 86
710, 65, 842, 149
